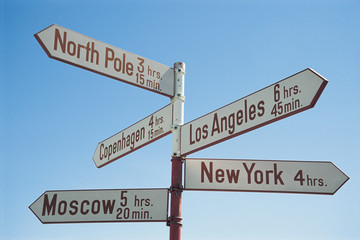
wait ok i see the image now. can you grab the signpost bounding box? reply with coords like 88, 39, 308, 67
93, 104, 173, 168
185, 158, 349, 195
29, 189, 169, 224
180, 68, 328, 156
35, 24, 175, 97
32, 23, 349, 240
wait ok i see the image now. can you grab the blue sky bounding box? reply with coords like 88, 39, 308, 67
1, 0, 360, 239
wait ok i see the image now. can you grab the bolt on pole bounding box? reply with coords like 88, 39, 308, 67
169, 62, 185, 240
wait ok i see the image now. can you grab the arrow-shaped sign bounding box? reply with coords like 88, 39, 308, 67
35, 24, 174, 97
93, 104, 173, 168
184, 158, 349, 195
180, 68, 328, 156
29, 188, 169, 224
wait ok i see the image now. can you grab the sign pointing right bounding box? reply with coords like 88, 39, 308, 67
180, 68, 328, 156
184, 159, 349, 195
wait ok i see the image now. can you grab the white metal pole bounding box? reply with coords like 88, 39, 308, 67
172, 62, 185, 156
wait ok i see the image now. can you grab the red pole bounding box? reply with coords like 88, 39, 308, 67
169, 156, 183, 240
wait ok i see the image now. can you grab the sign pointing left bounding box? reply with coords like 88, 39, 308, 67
93, 104, 173, 168
29, 189, 169, 224
35, 24, 175, 97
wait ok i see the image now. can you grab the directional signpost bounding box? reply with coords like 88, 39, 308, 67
35, 24, 175, 97
33, 24, 349, 240
185, 158, 349, 195
29, 189, 169, 224
93, 104, 173, 168
180, 68, 328, 156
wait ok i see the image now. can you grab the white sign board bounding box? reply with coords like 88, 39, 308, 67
180, 68, 328, 156
93, 104, 173, 168
35, 24, 174, 97
29, 188, 169, 224
185, 159, 349, 195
